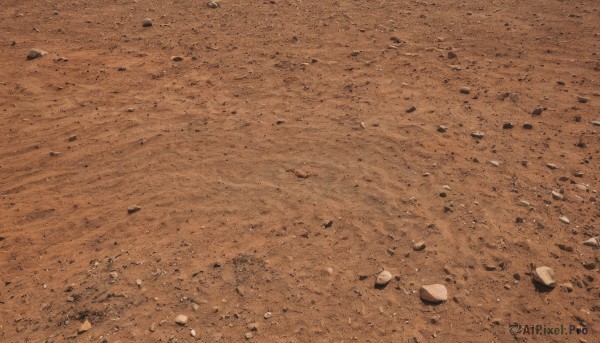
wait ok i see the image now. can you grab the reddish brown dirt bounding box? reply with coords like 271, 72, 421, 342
1, 0, 599, 342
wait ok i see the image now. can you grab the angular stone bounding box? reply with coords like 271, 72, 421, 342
420, 284, 447, 303
375, 270, 393, 287
78, 320, 91, 334
533, 266, 556, 288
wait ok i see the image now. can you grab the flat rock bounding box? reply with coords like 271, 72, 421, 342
175, 314, 188, 325
591, 121, 600, 126
583, 237, 599, 248
171, 56, 184, 62
420, 284, 447, 303
533, 266, 557, 288
375, 270, 393, 287
559, 216, 570, 224
471, 131, 484, 139
27, 49, 47, 60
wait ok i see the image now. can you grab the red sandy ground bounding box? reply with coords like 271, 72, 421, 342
1, 0, 599, 342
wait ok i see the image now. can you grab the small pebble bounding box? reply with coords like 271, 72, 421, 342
484, 265, 497, 271
375, 270, 393, 287
551, 191, 563, 200
471, 131, 484, 139
245, 332, 253, 339
497, 92, 510, 100
502, 122, 513, 129
559, 216, 570, 224
447, 51, 457, 59
561, 283, 573, 292
437, 125, 447, 133
412, 241, 426, 251
546, 163, 557, 170
406, 105, 416, 113
420, 284, 448, 303
128, 206, 141, 214
523, 122, 533, 129
533, 266, 556, 288
531, 106, 543, 115
577, 96, 590, 103
27, 48, 47, 60
459, 87, 471, 94
171, 56, 184, 62
207, 1, 220, 8
263, 312, 272, 319
78, 320, 92, 334
175, 314, 188, 326
583, 237, 599, 248
142, 18, 153, 27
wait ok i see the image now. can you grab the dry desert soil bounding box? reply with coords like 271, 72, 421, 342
1, 0, 599, 342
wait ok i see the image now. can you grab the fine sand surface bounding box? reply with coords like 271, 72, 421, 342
1, 0, 599, 342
